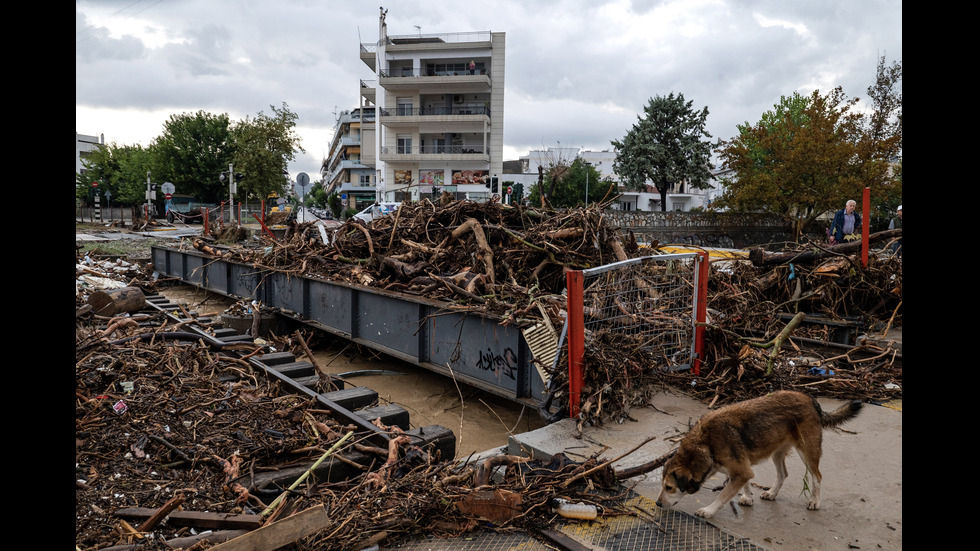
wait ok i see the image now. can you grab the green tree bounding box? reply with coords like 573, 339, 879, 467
716, 88, 865, 239
231, 103, 305, 202
152, 110, 235, 203
76, 143, 154, 206
307, 183, 328, 209
528, 158, 615, 207
715, 55, 901, 241
611, 93, 713, 211
327, 192, 342, 219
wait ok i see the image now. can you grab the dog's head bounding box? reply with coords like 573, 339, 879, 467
656, 444, 713, 508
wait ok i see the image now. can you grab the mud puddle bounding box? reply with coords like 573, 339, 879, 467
158, 284, 548, 460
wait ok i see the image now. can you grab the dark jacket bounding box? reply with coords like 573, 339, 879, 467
831, 208, 862, 243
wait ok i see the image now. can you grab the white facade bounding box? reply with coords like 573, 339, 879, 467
359, 9, 505, 203
76, 132, 104, 179
515, 147, 719, 212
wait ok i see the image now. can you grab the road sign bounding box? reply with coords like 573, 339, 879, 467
165, 193, 173, 200
507, 186, 513, 195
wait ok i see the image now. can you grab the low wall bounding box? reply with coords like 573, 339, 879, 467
603, 211, 810, 249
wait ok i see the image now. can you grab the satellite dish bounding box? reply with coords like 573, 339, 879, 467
161, 182, 176, 195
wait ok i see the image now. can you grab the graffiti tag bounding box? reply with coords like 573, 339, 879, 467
476, 347, 517, 381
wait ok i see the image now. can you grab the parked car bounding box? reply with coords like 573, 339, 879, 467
353, 202, 402, 223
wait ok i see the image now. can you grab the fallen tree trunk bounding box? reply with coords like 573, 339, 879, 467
748, 229, 902, 267
87, 286, 146, 316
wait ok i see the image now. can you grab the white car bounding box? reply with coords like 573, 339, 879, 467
353, 202, 402, 223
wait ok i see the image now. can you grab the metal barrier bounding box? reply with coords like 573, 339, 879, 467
565, 253, 709, 417
149, 245, 550, 409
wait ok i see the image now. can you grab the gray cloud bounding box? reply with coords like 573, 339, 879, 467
76, 0, 901, 179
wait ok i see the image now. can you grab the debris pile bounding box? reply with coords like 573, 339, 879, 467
183, 199, 901, 417
75, 318, 661, 550
74, 203, 902, 549
219, 199, 633, 325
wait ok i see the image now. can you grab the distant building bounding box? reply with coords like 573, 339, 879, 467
76, 132, 105, 180
347, 8, 505, 205
512, 147, 720, 212
320, 107, 377, 213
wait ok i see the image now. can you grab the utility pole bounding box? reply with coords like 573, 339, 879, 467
228, 163, 235, 225
584, 161, 591, 207
145, 171, 153, 219
221, 163, 238, 225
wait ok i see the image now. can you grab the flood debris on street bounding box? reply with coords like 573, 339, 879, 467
76, 198, 901, 549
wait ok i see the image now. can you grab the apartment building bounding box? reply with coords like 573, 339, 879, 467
320, 107, 377, 212
76, 132, 105, 179
357, 8, 505, 203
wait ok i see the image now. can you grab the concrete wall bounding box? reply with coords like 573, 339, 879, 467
603, 210, 802, 249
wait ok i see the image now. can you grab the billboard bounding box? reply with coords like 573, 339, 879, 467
451, 169, 488, 186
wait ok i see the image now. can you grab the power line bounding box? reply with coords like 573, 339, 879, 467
76, 0, 165, 44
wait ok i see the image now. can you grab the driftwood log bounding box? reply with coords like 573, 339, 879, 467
87, 286, 146, 316
748, 229, 902, 267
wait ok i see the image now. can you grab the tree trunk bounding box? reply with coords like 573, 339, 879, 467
87, 286, 146, 316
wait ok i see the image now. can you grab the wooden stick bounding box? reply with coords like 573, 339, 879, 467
563, 436, 657, 488
135, 495, 185, 532
260, 431, 354, 517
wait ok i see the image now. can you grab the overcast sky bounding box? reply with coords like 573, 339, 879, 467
76, 0, 902, 183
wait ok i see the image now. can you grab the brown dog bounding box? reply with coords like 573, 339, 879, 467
656, 390, 862, 518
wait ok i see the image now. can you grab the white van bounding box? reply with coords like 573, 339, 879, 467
353, 202, 402, 223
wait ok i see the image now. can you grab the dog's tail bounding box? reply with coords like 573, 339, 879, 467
813, 397, 863, 428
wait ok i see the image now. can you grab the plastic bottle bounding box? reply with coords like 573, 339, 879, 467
556, 500, 598, 520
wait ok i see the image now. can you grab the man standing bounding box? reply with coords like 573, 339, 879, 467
830, 200, 862, 245
888, 205, 902, 255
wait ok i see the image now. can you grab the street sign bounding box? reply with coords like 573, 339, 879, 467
165, 193, 173, 200
507, 186, 513, 195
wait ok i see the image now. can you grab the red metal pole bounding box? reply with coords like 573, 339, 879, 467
862, 187, 870, 267
261, 200, 266, 225
203, 208, 210, 237
252, 213, 279, 241
566, 270, 585, 418
693, 252, 709, 376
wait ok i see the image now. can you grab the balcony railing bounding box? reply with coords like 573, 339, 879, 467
379, 68, 490, 78
382, 145, 487, 155
379, 106, 490, 117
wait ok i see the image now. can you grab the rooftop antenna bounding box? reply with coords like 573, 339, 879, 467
414, 25, 421, 37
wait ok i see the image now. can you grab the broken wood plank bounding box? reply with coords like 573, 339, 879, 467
113, 508, 263, 530
209, 505, 329, 551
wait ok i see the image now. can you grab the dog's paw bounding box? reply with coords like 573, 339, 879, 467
695, 507, 714, 518
806, 499, 820, 511
760, 490, 777, 501
738, 495, 754, 506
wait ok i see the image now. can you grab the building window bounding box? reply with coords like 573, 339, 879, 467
397, 135, 412, 154
397, 98, 413, 116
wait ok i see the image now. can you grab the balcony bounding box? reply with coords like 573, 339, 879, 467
378, 105, 490, 127
380, 144, 489, 163
379, 67, 490, 92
